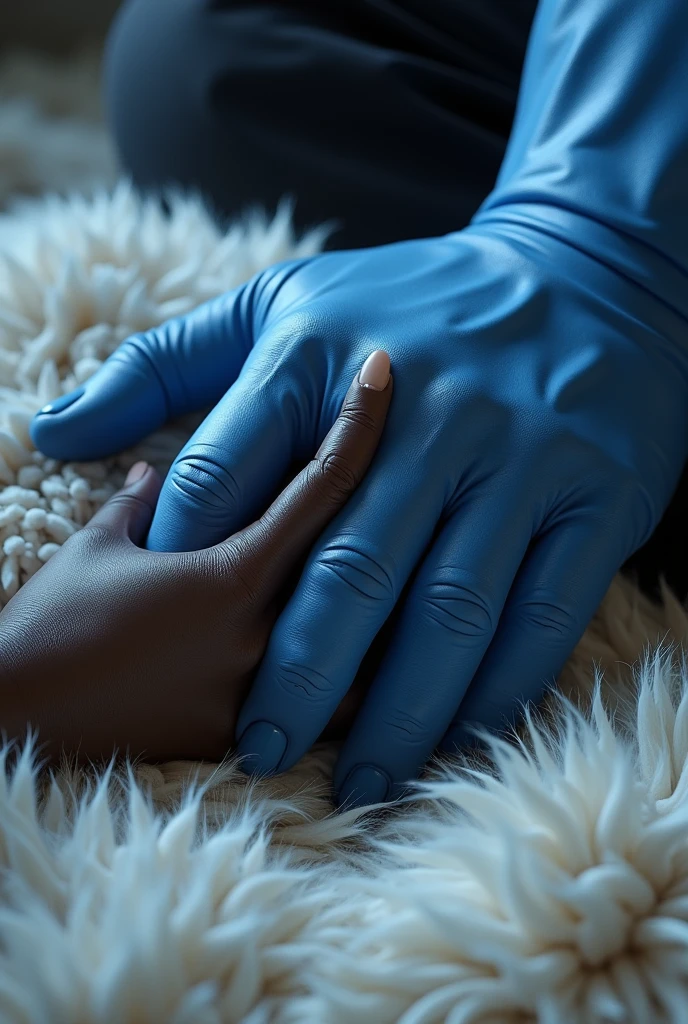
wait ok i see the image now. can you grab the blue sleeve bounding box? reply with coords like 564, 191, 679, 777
473, 0, 688, 334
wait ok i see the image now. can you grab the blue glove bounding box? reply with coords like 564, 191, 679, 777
31, 0, 688, 808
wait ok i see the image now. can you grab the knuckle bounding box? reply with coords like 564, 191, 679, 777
253, 263, 316, 325
169, 448, 241, 514
449, 389, 512, 445
513, 592, 580, 641
274, 661, 336, 707
338, 405, 380, 435
380, 708, 431, 746
319, 453, 359, 495
420, 577, 495, 643
114, 333, 156, 363
314, 542, 396, 605
107, 492, 153, 518
113, 333, 179, 407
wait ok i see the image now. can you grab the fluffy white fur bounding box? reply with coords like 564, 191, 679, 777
0, 184, 327, 605
1, 51, 688, 1024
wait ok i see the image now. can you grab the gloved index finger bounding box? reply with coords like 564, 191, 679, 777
227, 351, 392, 601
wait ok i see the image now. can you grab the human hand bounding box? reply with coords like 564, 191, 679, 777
0, 358, 391, 764
28, 227, 688, 802
29, 0, 688, 806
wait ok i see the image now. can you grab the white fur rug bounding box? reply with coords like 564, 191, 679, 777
1, 52, 688, 1024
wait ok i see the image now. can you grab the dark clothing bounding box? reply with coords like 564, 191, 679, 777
104, 0, 688, 604
104, 0, 538, 247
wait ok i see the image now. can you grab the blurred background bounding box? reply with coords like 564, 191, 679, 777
0, 0, 120, 209
1, 1, 120, 53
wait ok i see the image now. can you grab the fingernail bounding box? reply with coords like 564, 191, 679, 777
337, 764, 390, 808
358, 350, 390, 391
236, 721, 287, 776
125, 461, 148, 485
37, 386, 85, 416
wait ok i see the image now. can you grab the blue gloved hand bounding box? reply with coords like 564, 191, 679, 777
31, 0, 688, 807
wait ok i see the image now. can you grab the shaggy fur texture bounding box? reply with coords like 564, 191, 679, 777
1, 52, 688, 1024
0, 184, 326, 605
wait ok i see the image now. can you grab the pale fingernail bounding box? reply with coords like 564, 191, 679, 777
358, 350, 390, 391
125, 461, 148, 485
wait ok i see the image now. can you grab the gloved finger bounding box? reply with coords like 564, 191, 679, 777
234, 416, 447, 779
331, 484, 533, 808
440, 514, 624, 754
144, 333, 329, 552
227, 352, 393, 599
29, 290, 250, 461
82, 460, 163, 545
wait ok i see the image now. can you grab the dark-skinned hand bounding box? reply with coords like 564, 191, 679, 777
0, 354, 392, 765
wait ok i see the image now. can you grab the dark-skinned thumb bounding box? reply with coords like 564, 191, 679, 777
86, 461, 163, 546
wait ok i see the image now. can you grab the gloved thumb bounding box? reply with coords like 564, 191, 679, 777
29, 291, 251, 462
85, 461, 163, 545
30, 335, 171, 461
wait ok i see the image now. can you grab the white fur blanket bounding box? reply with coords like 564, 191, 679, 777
1, 52, 688, 1024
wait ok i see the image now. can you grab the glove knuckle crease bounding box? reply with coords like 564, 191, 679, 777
116, 334, 155, 363
381, 708, 429, 745
170, 453, 242, 512
116, 334, 177, 406
275, 661, 335, 705
421, 580, 495, 641
515, 595, 579, 639
315, 543, 395, 604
